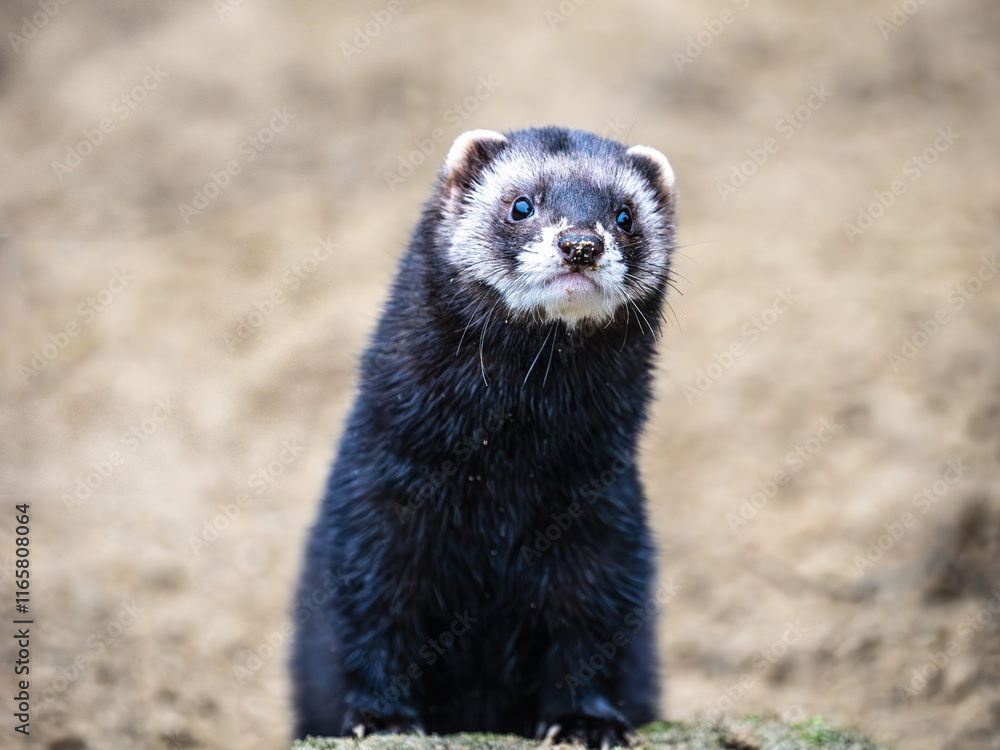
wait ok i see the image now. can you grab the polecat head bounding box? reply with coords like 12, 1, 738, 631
435, 126, 676, 329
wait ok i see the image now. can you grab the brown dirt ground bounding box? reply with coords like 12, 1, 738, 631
2, 1, 1000, 748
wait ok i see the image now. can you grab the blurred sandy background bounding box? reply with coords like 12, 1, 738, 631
1, 0, 999, 748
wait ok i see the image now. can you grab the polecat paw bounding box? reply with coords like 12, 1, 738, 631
341, 707, 424, 737
536, 712, 633, 749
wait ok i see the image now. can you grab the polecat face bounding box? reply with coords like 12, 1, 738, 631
436, 127, 676, 328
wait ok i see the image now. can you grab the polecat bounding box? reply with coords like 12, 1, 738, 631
291, 126, 677, 748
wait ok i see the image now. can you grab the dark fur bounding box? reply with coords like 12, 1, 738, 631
291, 127, 675, 746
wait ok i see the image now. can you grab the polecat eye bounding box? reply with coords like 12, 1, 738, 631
510, 196, 534, 221
615, 206, 633, 234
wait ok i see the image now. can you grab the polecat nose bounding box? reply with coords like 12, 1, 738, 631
557, 233, 604, 266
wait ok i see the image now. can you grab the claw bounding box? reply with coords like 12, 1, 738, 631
352, 723, 366, 740
545, 723, 562, 745
539, 711, 630, 750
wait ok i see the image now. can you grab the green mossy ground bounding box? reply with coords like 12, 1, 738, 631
295, 717, 885, 750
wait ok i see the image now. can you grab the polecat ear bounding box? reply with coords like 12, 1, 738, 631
442, 130, 509, 206
626, 144, 676, 192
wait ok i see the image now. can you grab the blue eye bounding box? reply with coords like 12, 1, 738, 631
616, 206, 633, 234
510, 196, 534, 221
